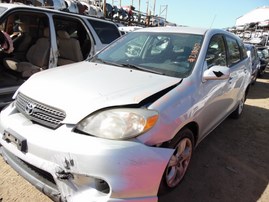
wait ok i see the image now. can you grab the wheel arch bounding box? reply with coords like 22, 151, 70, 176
159, 121, 199, 149
245, 84, 251, 100
157, 121, 199, 195
182, 121, 199, 147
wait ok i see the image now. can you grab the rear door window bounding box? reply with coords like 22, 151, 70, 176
88, 19, 121, 44
53, 15, 92, 60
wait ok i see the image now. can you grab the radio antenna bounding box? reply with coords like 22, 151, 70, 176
210, 15, 217, 28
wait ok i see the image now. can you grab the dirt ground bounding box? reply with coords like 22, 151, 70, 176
0, 71, 269, 202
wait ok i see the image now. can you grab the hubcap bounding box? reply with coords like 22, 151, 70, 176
165, 138, 192, 188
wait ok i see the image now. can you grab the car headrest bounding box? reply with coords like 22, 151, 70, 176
57, 30, 70, 39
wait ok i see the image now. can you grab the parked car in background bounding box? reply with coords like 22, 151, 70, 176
117, 25, 142, 35
0, 3, 121, 108
256, 46, 269, 77
244, 43, 260, 84
0, 27, 251, 202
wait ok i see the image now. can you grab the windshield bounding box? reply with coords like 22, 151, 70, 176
91, 31, 203, 78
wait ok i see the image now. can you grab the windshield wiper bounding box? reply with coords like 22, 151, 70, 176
120, 63, 165, 75
92, 58, 122, 66
93, 59, 165, 75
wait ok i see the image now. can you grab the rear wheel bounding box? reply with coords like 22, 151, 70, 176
258, 66, 265, 78
251, 71, 258, 85
158, 128, 194, 195
230, 92, 246, 119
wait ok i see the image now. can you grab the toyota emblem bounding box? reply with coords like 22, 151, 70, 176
25, 103, 36, 115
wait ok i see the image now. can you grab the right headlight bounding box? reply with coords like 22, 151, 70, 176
76, 108, 159, 140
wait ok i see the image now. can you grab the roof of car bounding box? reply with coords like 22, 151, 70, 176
244, 43, 255, 48
134, 26, 209, 35
0, 3, 115, 24
0, 2, 56, 11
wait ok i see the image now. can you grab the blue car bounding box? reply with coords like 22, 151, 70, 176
257, 46, 269, 77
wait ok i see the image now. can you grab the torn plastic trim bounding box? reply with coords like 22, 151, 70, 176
1, 147, 62, 202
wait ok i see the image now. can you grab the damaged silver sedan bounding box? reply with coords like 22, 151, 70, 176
0, 27, 251, 201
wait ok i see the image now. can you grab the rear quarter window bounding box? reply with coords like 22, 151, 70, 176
88, 19, 121, 44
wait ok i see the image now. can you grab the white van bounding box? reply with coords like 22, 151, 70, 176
0, 3, 121, 108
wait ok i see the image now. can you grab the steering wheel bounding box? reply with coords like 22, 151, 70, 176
0, 31, 14, 54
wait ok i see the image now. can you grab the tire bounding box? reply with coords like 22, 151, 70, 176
258, 67, 265, 78
158, 128, 194, 195
251, 71, 258, 85
230, 92, 246, 119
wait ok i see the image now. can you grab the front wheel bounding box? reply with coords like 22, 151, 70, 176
158, 128, 194, 195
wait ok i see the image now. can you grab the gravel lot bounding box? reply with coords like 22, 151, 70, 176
0, 70, 269, 202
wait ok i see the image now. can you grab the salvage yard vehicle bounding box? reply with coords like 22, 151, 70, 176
257, 46, 269, 77
0, 3, 121, 108
0, 27, 252, 202
244, 43, 260, 84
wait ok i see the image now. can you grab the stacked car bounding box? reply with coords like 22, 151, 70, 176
257, 46, 269, 76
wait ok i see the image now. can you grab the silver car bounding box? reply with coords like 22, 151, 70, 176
0, 27, 251, 202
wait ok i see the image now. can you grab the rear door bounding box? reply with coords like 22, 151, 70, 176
224, 35, 249, 110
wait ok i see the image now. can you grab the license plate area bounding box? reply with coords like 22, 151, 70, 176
2, 130, 27, 152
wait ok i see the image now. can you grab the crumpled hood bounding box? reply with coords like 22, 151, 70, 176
17, 62, 181, 123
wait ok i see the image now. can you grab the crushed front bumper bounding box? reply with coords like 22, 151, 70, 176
0, 104, 173, 202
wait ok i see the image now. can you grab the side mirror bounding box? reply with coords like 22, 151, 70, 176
203, 65, 230, 81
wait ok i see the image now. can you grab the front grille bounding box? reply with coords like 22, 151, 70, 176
15, 93, 66, 129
